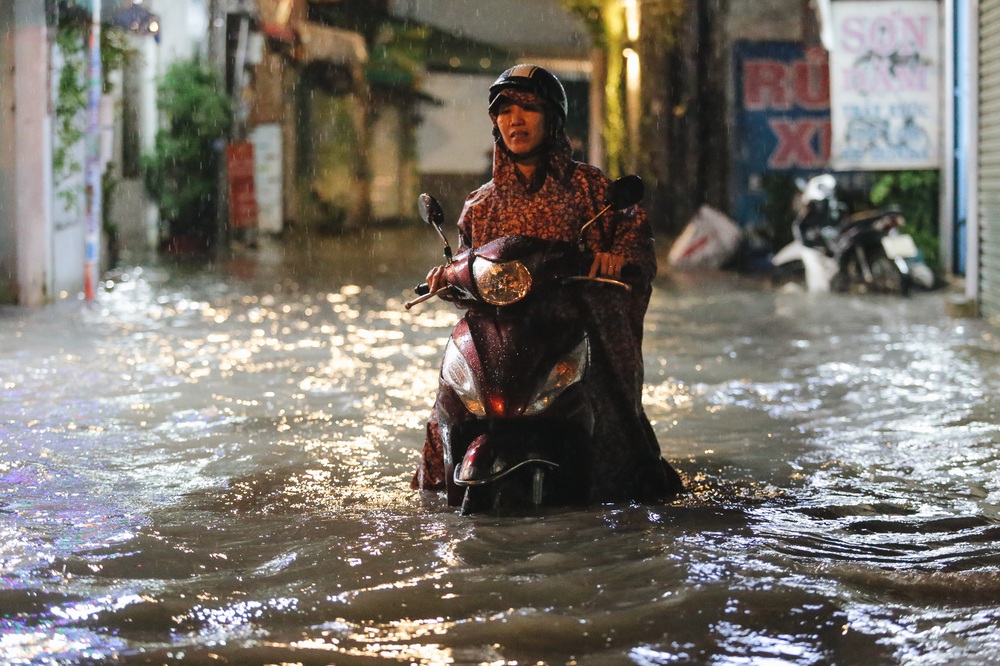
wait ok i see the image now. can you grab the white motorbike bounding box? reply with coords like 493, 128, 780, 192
772, 174, 935, 295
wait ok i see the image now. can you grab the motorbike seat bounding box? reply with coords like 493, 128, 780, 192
841, 208, 896, 229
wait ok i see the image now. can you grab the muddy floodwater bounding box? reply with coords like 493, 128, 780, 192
2, 229, 1000, 665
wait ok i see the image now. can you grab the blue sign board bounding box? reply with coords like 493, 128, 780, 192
731, 41, 831, 227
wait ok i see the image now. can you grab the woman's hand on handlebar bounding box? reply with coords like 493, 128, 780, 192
406, 265, 452, 309
426, 264, 449, 293
589, 252, 626, 280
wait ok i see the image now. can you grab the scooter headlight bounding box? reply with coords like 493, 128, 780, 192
473, 258, 532, 306
441, 339, 486, 417
525, 337, 589, 416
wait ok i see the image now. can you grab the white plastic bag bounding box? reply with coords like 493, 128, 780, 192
667, 205, 742, 270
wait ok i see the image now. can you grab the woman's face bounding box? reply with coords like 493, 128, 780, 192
495, 98, 547, 157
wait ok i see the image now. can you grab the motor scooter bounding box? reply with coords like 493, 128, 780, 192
772, 174, 935, 295
406, 176, 680, 514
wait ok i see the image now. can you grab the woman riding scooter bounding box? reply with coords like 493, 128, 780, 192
413, 64, 682, 504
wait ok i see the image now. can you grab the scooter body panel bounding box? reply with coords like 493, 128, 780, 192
431, 236, 600, 509
412, 177, 679, 512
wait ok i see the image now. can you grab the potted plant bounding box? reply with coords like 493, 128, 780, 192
143, 60, 231, 255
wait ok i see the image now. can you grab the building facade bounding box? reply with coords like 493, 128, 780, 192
5, 0, 998, 322
0, 0, 207, 305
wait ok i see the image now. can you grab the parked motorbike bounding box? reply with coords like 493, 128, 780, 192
406, 176, 667, 514
772, 173, 935, 295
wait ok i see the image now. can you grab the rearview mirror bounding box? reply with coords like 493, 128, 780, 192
605, 175, 644, 210
418, 193, 444, 230
418, 193, 452, 263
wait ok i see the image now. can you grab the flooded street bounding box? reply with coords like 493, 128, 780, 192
2, 228, 1000, 665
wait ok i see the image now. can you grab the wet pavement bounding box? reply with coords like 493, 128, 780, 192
2, 228, 1000, 665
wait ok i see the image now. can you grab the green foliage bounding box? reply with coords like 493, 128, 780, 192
309, 5, 434, 88
143, 61, 232, 244
53, 20, 87, 209
558, 0, 623, 174
869, 170, 940, 272
53, 16, 134, 214
367, 24, 431, 87
101, 25, 132, 94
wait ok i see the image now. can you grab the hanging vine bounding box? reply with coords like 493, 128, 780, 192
52, 8, 133, 255
53, 18, 87, 210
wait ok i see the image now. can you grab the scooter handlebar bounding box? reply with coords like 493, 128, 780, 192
562, 275, 632, 292
405, 285, 453, 310
407, 251, 639, 311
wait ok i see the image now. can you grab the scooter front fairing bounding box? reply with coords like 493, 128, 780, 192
435, 295, 596, 509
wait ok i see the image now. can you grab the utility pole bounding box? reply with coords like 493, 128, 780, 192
84, 0, 102, 301
209, 0, 229, 255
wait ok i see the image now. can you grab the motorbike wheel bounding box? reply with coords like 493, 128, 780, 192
869, 252, 908, 296
845, 245, 907, 296
830, 270, 850, 293
459, 466, 549, 515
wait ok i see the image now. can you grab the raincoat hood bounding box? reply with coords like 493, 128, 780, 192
489, 89, 575, 194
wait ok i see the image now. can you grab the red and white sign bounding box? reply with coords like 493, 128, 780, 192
227, 142, 258, 230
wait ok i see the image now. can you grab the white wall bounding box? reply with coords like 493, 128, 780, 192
418, 72, 496, 175
49, 41, 86, 298
149, 0, 208, 67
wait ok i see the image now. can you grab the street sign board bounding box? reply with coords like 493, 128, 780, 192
828, 0, 941, 170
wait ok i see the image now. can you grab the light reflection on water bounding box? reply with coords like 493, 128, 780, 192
2, 231, 1000, 664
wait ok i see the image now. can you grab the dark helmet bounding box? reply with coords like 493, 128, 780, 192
488, 64, 568, 131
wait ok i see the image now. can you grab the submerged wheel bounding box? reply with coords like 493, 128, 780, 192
843, 245, 906, 295
458, 466, 551, 515
869, 251, 907, 295
830, 270, 850, 293
459, 486, 484, 515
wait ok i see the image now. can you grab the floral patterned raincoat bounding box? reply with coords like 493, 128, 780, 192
413, 119, 682, 503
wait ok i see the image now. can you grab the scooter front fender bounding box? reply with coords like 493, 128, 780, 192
454, 432, 560, 486
772, 240, 806, 266
439, 381, 594, 506
773, 241, 837, 293
800, 246, 838, 293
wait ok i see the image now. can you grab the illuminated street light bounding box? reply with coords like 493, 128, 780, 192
623, 0, 640, 42
620, 0, 641, 171
624, 45, 640, 162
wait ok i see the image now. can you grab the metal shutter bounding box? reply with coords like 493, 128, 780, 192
980, 0, 1000, 317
